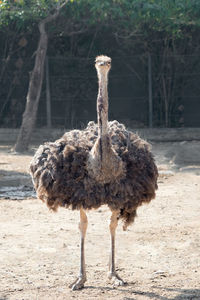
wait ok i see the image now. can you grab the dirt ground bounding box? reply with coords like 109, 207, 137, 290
0, 142, 200, 300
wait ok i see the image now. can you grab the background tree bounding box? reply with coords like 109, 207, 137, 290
13, 0, 68, 152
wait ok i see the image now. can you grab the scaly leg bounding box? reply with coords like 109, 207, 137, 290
70, 208, 88, 290
108, 210, 125, 286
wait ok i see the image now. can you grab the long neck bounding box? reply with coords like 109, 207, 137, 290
88, 67, 125, 183
97, 71, 109, 137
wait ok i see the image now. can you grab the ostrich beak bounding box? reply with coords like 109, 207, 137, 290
98, 62, 106, 66
97, 62, 111, 67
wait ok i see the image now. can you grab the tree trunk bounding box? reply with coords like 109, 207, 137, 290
14, 2, 67, 152
13, 22, 47, 152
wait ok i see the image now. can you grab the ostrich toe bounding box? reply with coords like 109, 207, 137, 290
70, 276, 87, 290
108, 272, 126, 286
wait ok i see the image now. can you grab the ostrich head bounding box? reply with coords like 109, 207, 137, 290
95, 55, 111, 77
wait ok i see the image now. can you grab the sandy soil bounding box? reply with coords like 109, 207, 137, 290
0, 143, 200, 300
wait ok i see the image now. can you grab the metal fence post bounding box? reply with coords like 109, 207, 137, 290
46, 56, 52, 128
148, 53, 153, 128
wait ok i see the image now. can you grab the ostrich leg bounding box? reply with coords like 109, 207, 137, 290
70, 208, 88, 290
108, 210, 125, 286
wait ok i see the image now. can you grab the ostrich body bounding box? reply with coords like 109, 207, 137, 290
30, 55, 158, 290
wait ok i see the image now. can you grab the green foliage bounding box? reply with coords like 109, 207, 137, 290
1, 0, 200, 33
0, 0, 66, 29
63, 0, 200, 35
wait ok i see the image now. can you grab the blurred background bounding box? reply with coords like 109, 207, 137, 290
1, 0, 200, 130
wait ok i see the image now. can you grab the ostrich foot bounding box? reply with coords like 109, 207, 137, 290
69, 276, 87, 290
108, 272, 126, 287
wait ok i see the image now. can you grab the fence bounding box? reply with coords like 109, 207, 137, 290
37, 55, 148, 129
0, 55, 200, 129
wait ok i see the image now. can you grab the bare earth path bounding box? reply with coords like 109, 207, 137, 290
0, 144, 200, 300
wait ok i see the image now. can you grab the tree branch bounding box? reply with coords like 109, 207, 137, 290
39, 0, 69, 33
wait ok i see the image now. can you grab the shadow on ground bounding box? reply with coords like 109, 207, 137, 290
83, 285, 200, 300
129, 287, 200, 300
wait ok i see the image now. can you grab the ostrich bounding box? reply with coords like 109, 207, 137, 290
30, 55, 158, 290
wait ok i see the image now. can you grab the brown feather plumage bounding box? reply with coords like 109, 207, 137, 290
30, 120, 158, 229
